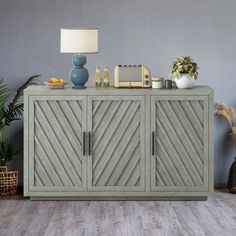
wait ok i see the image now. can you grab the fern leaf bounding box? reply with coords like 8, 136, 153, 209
11, 74, 40, 107
0, 79, 10, 117
3, 75, 40, 128
4, 103, 24, 125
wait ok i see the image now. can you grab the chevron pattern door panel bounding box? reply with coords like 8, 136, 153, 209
87, 96, 145, 191
150, 96, 209, 192
29, 96, 87, 192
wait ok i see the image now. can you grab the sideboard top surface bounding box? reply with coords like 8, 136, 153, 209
24, 85, 213, 96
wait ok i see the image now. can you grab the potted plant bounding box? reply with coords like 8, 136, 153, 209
215, 102, 236, 193
0, 75, 39, 196
170, 56, 199, 88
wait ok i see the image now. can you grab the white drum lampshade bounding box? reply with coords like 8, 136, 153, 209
60, 28, 98, 53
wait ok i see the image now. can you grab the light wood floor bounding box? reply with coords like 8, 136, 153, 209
0, 190, 235, 236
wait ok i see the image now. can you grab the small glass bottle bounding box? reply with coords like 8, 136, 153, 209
103, 66, 109, 87
95, 66, 102, 87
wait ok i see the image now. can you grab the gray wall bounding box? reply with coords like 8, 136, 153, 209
1, 0, 236, 186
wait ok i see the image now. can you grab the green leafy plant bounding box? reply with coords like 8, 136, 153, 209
0, 75, 40, 166
0, 137, 21, 166
170, 56, 199, 79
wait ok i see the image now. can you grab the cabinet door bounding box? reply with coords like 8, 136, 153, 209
28, 96, 87, 193
150, 96, 209, 192
87, 96, 145, 192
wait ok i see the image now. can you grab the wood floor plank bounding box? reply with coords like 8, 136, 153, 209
0, 190, 236, 236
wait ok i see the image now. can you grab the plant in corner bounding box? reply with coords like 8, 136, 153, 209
215, 102, 236, 194
0, 75, 39, 196
170, 56, 199, 89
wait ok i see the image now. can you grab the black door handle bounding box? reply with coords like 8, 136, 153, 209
152, 131, 155, 156
83, 131, 86, 156
88, 132, 91, 156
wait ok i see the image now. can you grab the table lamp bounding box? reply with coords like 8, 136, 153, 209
60, 28, 98, 89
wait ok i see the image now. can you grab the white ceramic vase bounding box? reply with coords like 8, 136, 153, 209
174, 74, 195, 89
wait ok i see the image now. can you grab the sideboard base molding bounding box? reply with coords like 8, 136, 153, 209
29, 196, 208, 201
27, 191, 211, 201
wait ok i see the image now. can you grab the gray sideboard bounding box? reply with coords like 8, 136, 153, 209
24, 86, 213, 200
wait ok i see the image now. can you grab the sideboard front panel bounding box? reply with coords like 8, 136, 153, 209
28, 96, 87, 192
87, 96, 146, 192
150, 96, 209, 192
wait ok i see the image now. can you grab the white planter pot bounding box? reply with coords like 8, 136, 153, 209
174, 74, 195, 89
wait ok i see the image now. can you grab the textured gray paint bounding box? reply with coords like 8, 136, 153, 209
0, 0, 236, 186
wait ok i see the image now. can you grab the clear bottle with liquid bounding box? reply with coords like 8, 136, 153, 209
103, 66, 109, 87
95, 66, 102, 87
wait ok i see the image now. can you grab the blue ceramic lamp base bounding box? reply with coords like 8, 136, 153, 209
70, 54, 89, 89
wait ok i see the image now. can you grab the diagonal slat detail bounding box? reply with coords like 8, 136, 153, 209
157, 136, 185, 186
34, 135, 63, 186
162, 101, 203, 178
37, 101, 82, 185
90, 98, 143, 189
93, 100, 122, 151
35, 101, 79, 186
153, 98, 206, 189
68, 101, 82, 128
107, 132, 140, 186
156, 153, 177, 186
156, 171, 165, 186
93, 100, 102, 116
93, 105, 140, 186
156, 125, 193, 185
34, 118, 73, 186
93, 101, 112, 132
191, 100, 204, 122
156, 102, 203, 185
47, 101, 83, 169
171, 101, 204, 157
126, 160, 140, 186
34, 170, 43, 186
96, 122, 140, 187
33, 98, 86, 189
180, 101, 203, 140
92, 101, 133, 169
34, 153, 53, 186
58, 100, 82, 145
117, 147, 140, 186
94, 109, 139, 184
155, 112, 196, 185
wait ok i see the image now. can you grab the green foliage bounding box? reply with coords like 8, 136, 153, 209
0, 75, 39, 131
170, 56, 199, 80
0, 80, 10, 129
0, 136, 21, 166
0, 75, 40, 166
